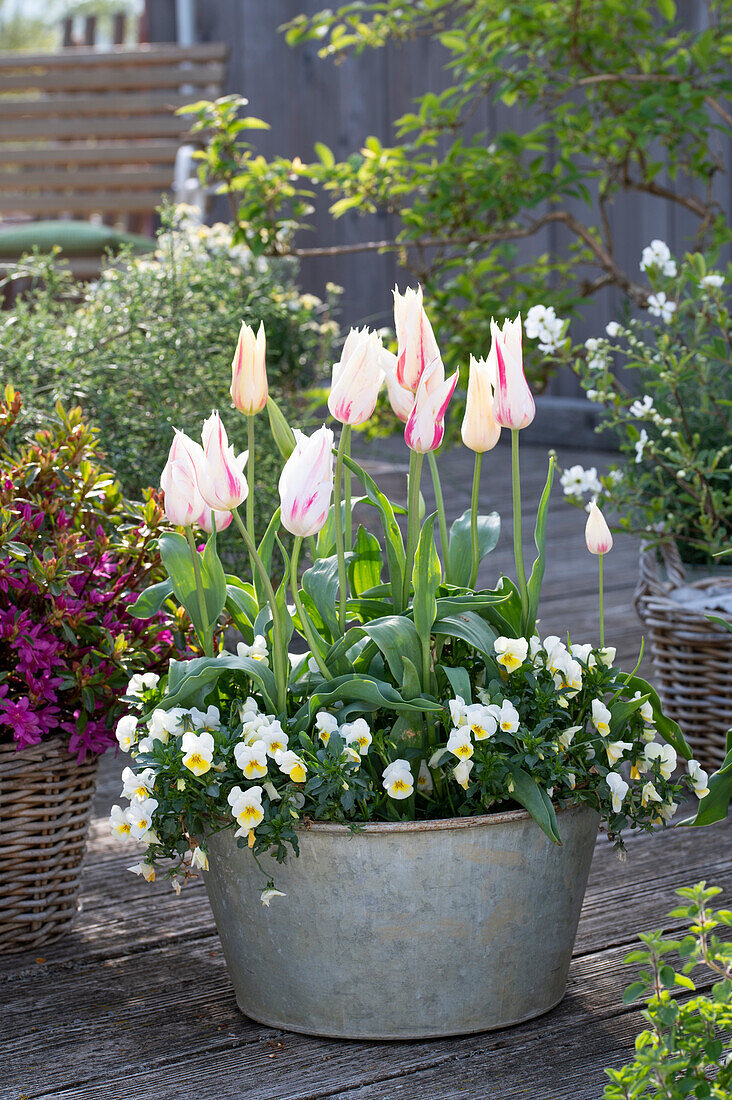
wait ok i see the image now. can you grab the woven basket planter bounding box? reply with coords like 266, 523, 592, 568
635, 542, 732, 771
0, 736, 99, 954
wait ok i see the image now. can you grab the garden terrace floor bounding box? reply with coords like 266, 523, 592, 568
4, 440, 730, 1100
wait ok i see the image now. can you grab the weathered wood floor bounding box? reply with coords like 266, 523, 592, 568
4, 440, 729, 1100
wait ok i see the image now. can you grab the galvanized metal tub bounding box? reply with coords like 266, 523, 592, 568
204, 803, 599, 1040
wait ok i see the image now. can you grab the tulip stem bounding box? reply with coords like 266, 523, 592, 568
403, 449, 424, 606
511, 429, 529, 626
184, 526, 213, 658
334, 426, 349, 633
245, 414, 257, 582
290, 537, 331, 679
343, 425, 353, 552
599, 553, 605, 649
232, 507, 287, 712
468, 451, 483, 590
427, 450, 449, 581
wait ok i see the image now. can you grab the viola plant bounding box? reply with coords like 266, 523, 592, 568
111, 288, 713, 897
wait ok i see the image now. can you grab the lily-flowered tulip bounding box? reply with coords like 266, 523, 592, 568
279, 426, 334, 537
491, 316, 536, 430
198, 411, 249, 512
404, 356, 459, 453
585, 501, 613, 555
384, 358, 415, 423
160, 430, 207, 527
230, 320, 268, 415
606, 772, 629, 813
382, 759, 414, 800
461, 354, 501, 453
328, 326, 385, 425
393, 284, 441, 393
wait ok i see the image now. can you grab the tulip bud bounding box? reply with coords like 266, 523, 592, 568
461, 353, 501, 453
198, 411, 249, 512
160, 430, 206, 527
230, 321, 268, 416
404, 356, 458, 453
585, 500, 613, 555
491, 316, 536, 430
279, 426, 334, 537
393, 284, 441, 393
328, 327, 385, 426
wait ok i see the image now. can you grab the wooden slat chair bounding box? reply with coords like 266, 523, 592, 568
0, 44, 227, 277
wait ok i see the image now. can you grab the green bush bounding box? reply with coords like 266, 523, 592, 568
604, 881, 732, 1099
1, 205, 340, 541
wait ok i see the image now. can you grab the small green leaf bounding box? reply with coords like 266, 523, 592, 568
622, 981, 648, 1005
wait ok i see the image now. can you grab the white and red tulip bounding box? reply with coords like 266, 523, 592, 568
198, 411, 249, 512
328, 326, 385, 426
230, 320, 268, 416
160, 430, 207, 527
404, 356, 458, 453
279, 426, 334, 537
492, 316, 536, 430
393, 284, 441, 393
585, 501, 613, 555
461, 353, 501, 453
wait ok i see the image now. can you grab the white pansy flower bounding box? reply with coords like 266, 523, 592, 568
128, 861, 156, 882
491, 699, 519, 734
237, 635, 269, 666
181, 730, 215, 776
190, 705, 221, 730
190, 847, 209, 871
109, 804, 133, 840
591, 699, 612, 737
606, 740, 633, 767
633, 691, 654, 724
570, 642, 594, 666
260, 721, 288, 759
701, 273, 724, 289
606, 772, 629, 813
453, 758, 474, 789
315, 711, 339, 745
542, 635, 567, 672
644, 742, 677, 780
121, 766, 155, 802
494, 636, 529, 672
449, 695, 469, 727
597, 646, 617, 667
275, 749, 308, 783
641, 780, 662, 807
126, 797, 158, 842
557, 725, 582, 751
464, 703, 498, 741
566, 772, 576, 790
126, 672, 160, 700
647, 292, 676, 323
382, 759, 414, 800
428, 746, 450, 768
658, 799, 678, 822
553, 653, 583, 696
148, 706, 188, 743
341, 718, 372, 755
115, 714, 138, 753
234, 739, 269, 780
528, 634, 542, 660
261, 887, 287, 907
228, 784, 264, 831
238, 696, 262, 723
687, 760, 709, 799
446, 726, 474, 760
417, 760, 434, 794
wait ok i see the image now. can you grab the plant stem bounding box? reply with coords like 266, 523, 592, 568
245, 413, 257, 582
428, 450, 449, 581
403, 449, 424, 606
232, 507, 287, 712
599, 552, 605, 649
290, 537, 331, 679
343, 424, 353, 552
334, 426, 349, 633
511, 428, 529, 626
468, 451, 483, 589
184, 526, 213, 657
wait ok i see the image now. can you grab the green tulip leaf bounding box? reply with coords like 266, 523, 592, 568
447, 509, 500, 588
129, 579, 173, 619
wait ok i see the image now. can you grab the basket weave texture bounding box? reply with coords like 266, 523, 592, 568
0, 736, 99, 954
634, 542, 732, 771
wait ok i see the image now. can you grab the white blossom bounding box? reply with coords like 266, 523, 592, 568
634, 428, 649, 464
640, 239, 676, 277
647, 292, 676, 323
701, 273, 724, 290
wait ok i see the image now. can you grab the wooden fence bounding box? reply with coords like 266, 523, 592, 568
147, 0, 731, 403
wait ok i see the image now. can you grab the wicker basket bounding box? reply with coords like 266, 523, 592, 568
0, 736, 99, 954
635, 542, 732, 771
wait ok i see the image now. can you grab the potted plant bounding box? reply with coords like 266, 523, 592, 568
546, 248, 732, 769
0, 388, 176, 953
112, 297, 710, 1039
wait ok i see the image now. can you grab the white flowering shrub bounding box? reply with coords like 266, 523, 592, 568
533, 248, 731, 564
111, 631, 708, 898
